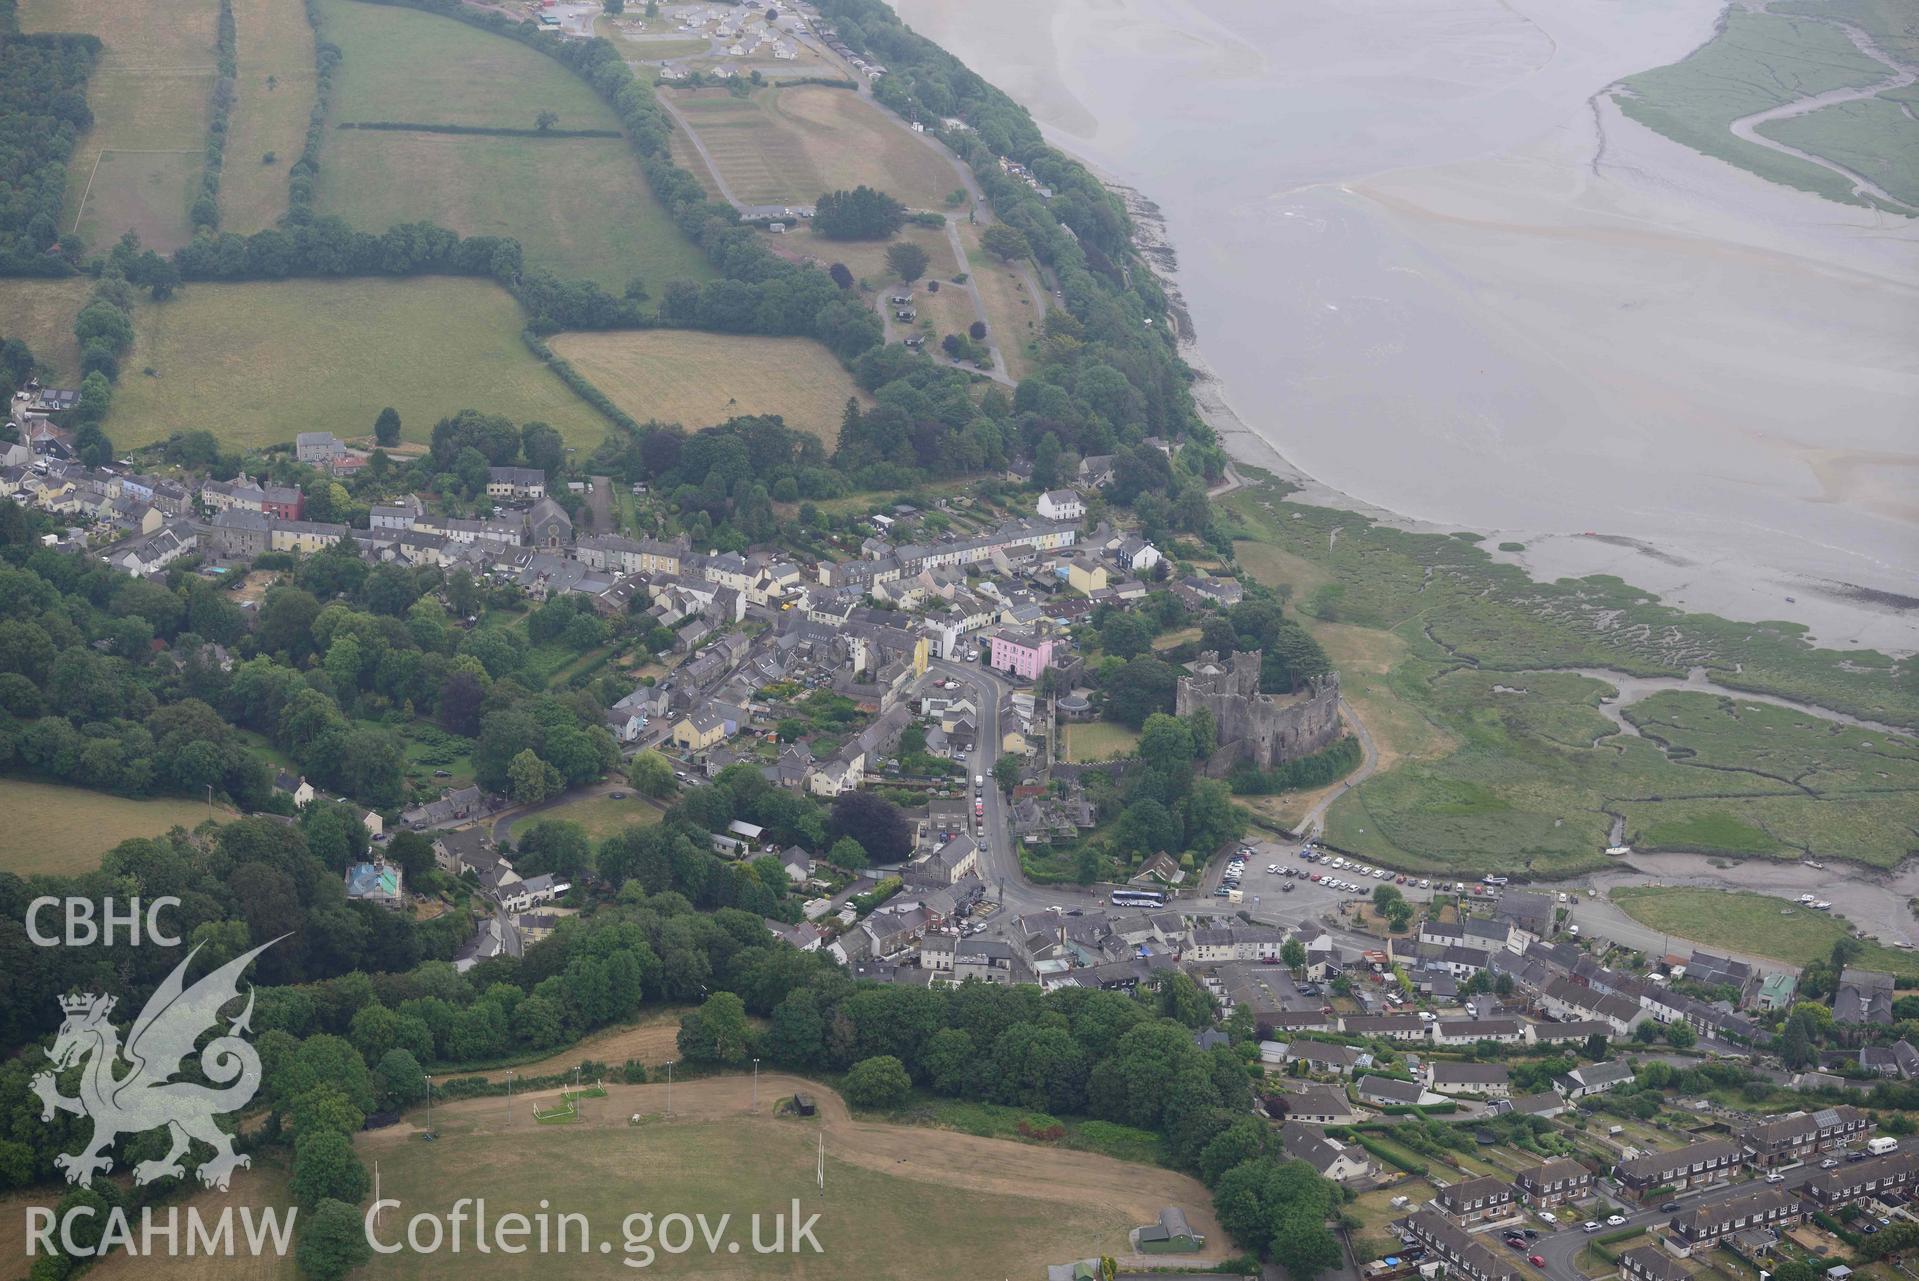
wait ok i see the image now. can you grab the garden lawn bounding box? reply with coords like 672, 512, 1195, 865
0, 779, 235, 876
1062, 720, 1140, 763
522, 792, 667, 844
1609, 886, 1919, 979
106, 277, 607, 449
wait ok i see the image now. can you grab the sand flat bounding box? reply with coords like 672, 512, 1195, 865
891, 0, 1919, 652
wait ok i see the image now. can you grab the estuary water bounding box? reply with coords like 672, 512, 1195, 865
890, 0, 1919, 653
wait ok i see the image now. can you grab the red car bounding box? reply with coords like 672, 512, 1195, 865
1529, 1256, 1545, 1268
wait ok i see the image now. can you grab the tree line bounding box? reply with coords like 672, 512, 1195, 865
0, 31, 99, 275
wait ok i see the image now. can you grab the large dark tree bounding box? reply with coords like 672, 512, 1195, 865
813, 186, 906, 240
827, 791, 912, 864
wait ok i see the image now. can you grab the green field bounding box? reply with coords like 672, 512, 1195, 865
333, 1108, 1132, 1279
312, 0, 712, 289
1062, 719, 1141, 763
548, 329, 866, 444
1218, 473, 1919, 875
667, 84, 961, 210
0, 779, 234, 877
518, 792, 667, 843
106, 277, 607, 449
21, 0, 222, 251
1614, 10, 1904, 209
0, 278, 94, 382
219, 0, 318, 231
1610, 886, 1919, 979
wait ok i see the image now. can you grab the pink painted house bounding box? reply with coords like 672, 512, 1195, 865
988, 629, 1055, 680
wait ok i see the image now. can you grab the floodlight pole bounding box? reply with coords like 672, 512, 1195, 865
666, 1061, 674, 1117
752, 1058, 760, 1113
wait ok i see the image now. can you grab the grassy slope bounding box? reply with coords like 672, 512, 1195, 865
1614, 11, 1897, 208
668, 84, 961, 210
109, 277, 606, 449
219, 0, 318, 231
1610, 886, 1919, 978
335, 1116, 1126, 1281
0, 279, 94, 382
1219, 476, 1919, 874
0, 779, 235, 876
313, 0, 711, 289
548, 329, 866, 445
21, 0, 222, 251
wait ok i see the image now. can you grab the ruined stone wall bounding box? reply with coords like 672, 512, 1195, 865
1176, 650, 1343, 775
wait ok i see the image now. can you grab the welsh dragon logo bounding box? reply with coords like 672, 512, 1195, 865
31, 938, 281, 1191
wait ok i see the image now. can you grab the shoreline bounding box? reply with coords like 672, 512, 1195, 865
1115, 173, 1919, 660
891, 0, 1919, 660
1118, 183, 1476, 539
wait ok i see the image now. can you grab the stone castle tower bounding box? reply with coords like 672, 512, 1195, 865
1175, 650, 1341, 774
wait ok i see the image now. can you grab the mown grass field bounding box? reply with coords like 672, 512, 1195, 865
312, 0, 711, 289
667, 85, 960, 210
0, 278, 93, 382
1614, 10, 1899, 208
0, 779, 234, 876
548, 329, 866, 444
518, 792, 667, 844
1610, 886, 1919, 979
22, 0, 222, 251
219, 0, 317, 231
108, 277, 606, 449
1218, 474, 1919, 874
1062, 720, 1140, 763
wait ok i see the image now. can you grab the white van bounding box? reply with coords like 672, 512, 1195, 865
1868, 1137, 1900, 1156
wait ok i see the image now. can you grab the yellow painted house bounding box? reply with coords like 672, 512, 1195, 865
672, 707, 732, 752
1067, 557, 1108, 595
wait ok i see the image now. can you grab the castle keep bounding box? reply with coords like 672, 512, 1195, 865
1175, 650, 1342, 774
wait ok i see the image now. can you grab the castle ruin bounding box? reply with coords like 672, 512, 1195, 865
1175, 650, 1341, 775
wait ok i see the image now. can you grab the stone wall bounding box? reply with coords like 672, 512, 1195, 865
1176, 650, 1342, 775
